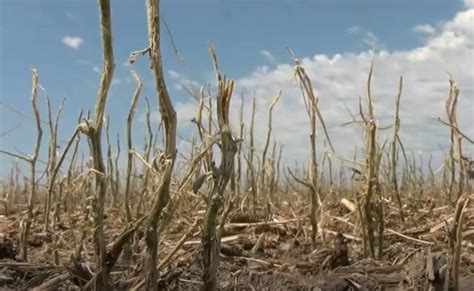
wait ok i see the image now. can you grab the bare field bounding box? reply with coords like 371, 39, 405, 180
0, 0, 473, 290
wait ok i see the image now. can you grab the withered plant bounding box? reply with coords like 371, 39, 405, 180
201, 44, 237, 291
0, 68, 43, 261
290, 50, 334, 249
136, 0, 178, 289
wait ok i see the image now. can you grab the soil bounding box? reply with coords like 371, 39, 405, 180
1, 195, 473, 290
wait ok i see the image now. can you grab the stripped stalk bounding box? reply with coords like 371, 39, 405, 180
362, 55, 382, 259
143, 0, 177, 289
19, 68, 43, 261
43, 96, 65, 231
390, 77, 404, 222
236, 96, 245, 204
124, 70, 143, 222
105, 115, 117, 206
444, 76, 459, 203
247, 95, 257, 210
261, 91, 281, 213
135, 97, 154, 217
76, 0, 115, 288
201, 44, 237, 291
291, 51, 332, 249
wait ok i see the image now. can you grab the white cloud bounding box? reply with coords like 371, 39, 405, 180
347, 25, 381, 48
145, 6, 474, 168
413, 24, 436, 35
177, 79, 202, 93
364, 31, 380, 48
231, 7, 472, 165
168, 70, 181, 79
464, 0, 474, 8
260, 49, 276, 62
93, 66, 100, 73
347, 25, 361, 34
111, 78, 122, 86
163, 70, 203, 94
62, 35, 84, 50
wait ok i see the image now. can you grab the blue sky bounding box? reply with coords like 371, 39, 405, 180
0, 0, 473, 177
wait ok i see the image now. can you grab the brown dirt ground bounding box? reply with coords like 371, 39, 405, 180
1, 195, 473, 290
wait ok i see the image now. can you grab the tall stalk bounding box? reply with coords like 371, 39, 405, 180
390, 77, 404, 222
291, 52, 333, 249
201, 44, 237, 291
142, 0, 178, 289
76, 0, 115, 288
124, 70, 143, 223
20, 68, 42, 261
261, 91, 281, 214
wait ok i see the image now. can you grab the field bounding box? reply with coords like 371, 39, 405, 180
1, 1, 473, 290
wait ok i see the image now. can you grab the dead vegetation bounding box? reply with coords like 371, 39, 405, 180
0, 0, 473, 290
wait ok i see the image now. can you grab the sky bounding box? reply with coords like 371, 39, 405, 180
0, 0, 473, 178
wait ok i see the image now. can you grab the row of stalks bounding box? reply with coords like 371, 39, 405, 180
0, 0, 472, 290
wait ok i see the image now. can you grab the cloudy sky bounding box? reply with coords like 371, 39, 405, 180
0, 0, 473, 177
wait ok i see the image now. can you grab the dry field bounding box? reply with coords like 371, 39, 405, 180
1, 0, 473, 290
